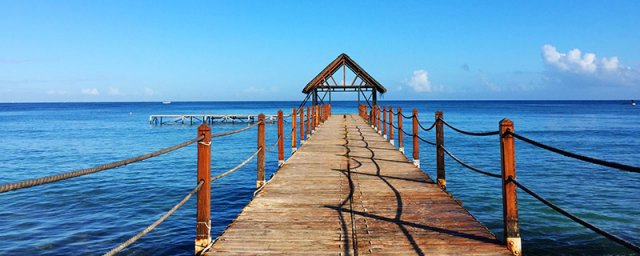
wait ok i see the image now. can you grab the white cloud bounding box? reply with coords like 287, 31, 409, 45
407, 69, 432, 93
541, 44, 638, 86
81, 88, 99, 95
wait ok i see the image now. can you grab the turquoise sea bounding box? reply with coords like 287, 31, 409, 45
0, 100, 638, 255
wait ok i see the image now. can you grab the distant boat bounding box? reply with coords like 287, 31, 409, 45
632, 100, 636, 106
162, 101, 172, 104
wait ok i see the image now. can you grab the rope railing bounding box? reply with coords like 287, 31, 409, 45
439, 118, 500, 136
505, 130, 640, 173
360, 104, 639, 255
511, 178, 640, 253
417, 134, 436, 146
104, 181, 204, 256
211, 148, 261, 182
212, 122, 260, 138
1, 102, 334, 255
417, 119, 436, 132
0, 136, 204, 194
440, 145, 501, 178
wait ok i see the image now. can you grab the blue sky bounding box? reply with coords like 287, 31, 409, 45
1, 1, 639, 102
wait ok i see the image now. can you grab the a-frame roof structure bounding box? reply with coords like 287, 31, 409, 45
302, 53, 387, 94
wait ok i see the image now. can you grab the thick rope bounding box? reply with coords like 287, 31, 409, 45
505, 130, 640, 173
417, 119, 436, 132
265, 135, 282, 152
511, 178, 640, 253
211, 148, 261, 182
439, 118, 500, 136
0, 136, 204, 194
417, 135, 436, 146
441, 146, 501, 178
103, 181, 204, 256
212, 122, 260, 138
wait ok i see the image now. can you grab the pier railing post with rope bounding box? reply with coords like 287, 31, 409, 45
195, 124, 212, 253
389, 106, 394, 146
412, 108, 420, 167
383, 106, 387, 139
499, 119, 521, 256
300, 107, 305, 144
292, 108, 297, 153
398, 107, 404, 153
435, 110, 445, 190
277, 110, 284, 166
257, 114, 266, 188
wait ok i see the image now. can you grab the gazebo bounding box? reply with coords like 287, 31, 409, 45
300, 53, 386, 108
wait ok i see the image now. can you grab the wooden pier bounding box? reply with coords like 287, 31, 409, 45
149, 114, 279, 125
206, 114, 510, 255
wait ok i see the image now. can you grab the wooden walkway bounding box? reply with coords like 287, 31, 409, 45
208, 114, 511, 255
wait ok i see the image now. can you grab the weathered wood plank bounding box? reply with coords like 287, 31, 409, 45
206, 114, 511, 255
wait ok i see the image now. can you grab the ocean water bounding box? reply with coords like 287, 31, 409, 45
0, 100, 638, 255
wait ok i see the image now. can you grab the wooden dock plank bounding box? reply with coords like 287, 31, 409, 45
207, 114, 511, 255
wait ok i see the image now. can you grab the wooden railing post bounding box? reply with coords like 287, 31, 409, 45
277, 110, 284, 166
500, 118, 521, 256
398, 107, 404, 153
300, 108, 305, 144
292, 108, 297, 153
257, 114, 266, 188
306, 106, 311, 138
383, 106, 387, 139
370, 106, 374, 127
377, 106, 382, 134
412, 109, 419, 167
195, 124, 212, 253
435, 111, 445, 190
389, 106, 394, 146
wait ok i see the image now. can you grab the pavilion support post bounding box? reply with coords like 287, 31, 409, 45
412, 109, 420, 168
257, 114, 266, 188
500, 119, 521, 256
383, 106, 387, 139
292, 108, 297, 153
435, 111, 445, 190
277, 110, 284, 166
398, 107, 404, 153
195, 124, 212, 254
389, 106, 394, 146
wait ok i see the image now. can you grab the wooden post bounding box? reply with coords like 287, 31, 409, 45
257, 114, 266, 188
370, 105, 375, 126
412, 109, 419, 167
300, 108, 305, 144
277, 110, 284, 166
435, 111, 445, 190
398, 107, 404, 153
195, 124, 212, 253
307, 106, 311, 138
500, 119, 521, 256
377, 106, 381, 134
389, 106, 394, 146
383, 106, 387, 139
292, 108, 297, 153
